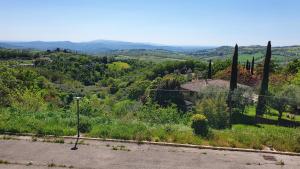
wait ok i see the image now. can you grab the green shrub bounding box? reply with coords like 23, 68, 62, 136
231, 88, 254, 114
70, 95, 103, 117
11, 90, 47, 113
107, 61, 130, 72
196, 95, 229, 129
128, 80, 151, 100
148, 74, 186, 111
191, 114, 209, 137
112, 100, 141, 117
137, 104, 184, 124
79, 116, 92, 133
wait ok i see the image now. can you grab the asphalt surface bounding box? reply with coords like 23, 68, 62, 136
0, 137, 300, 169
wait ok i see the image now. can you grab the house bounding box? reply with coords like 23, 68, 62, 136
181, 79, 229, 103
181, 79, 242, 92
180, 79, 256, 104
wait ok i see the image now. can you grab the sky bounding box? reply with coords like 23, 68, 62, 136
0, 0, 300, 46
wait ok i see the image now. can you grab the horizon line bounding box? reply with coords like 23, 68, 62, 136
0, 39, 299, 48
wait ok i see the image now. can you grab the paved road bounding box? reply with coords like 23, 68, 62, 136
0, 137, 299, 169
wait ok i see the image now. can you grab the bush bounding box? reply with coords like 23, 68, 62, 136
137, 104, 184, 124
196, 95, 230, 129
11, 90, 47, 113
128, 80, 151, 100
191, 114, 209, 137
148, 74, 186, 111
231, 87, 254, 114
78, 116, 92, 133
70, 95, 103, 117
112, 100, 141, 117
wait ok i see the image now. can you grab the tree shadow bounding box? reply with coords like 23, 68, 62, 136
232, 113, 300, 127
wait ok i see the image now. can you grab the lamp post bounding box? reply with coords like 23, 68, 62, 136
71, 97, 81, 150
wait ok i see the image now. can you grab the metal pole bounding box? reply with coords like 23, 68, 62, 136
76, 99, 79, 138
71, 97, 80, 150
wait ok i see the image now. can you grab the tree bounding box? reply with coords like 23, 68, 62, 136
208, 60, 212, 79
251, 56, 255, 75
128, 80, 151, 100
149, 75, 186, 111
211, 59, 231, 75
270, 85, 300, 122
229, 44, 238, 91
286, 59, 300, 74
246, 60, 250, 71
228, 44, 238, 127
269, 94, 288, 122
256, 41, 272, 117
102, 56, 108, 64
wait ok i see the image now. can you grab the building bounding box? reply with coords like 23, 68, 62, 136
180, 79, 256, 104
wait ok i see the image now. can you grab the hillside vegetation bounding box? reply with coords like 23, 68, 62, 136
0, 47, 300, 152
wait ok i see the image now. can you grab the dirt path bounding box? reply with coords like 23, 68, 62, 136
0, 137, 299, 169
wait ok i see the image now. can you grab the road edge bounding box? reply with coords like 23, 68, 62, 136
1, 132, 300, 156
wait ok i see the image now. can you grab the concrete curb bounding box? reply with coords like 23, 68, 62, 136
2, 132, 300, 156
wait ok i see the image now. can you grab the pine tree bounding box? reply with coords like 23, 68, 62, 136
208, 60, 212, 79
256, 41, 272, 117
229, 44, 238, 91
251, 56, 254, 75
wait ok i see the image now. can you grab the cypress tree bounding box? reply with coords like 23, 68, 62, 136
229, 44, 238, 91
228, 44, 238, 128
246, 60, 250, 71
256, 41, 272, 117
248, 60, 251, 71
251, 56, 254, 75
208, 60, 212, 79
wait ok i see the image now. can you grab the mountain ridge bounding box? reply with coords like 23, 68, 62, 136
0, 40, 214, 54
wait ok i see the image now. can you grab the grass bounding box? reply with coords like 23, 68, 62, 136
211, 124, 300, 152
245, 106, 300, 122
87, 122, 203, 144
0, 108, 77, 136
0, 160, 9, 164
0, 135, 18, 140
111, 145, 131, 151
0, 107, 299, 152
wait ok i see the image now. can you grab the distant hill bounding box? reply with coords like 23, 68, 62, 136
191, 45, 300, 57
189, 45, 300, 63
1, 40, 299, 63
0, 40, 213, 54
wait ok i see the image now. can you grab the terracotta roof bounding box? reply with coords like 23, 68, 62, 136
181, 79, 248, 92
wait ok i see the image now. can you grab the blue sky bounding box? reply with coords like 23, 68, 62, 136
0, 0, 300, 46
